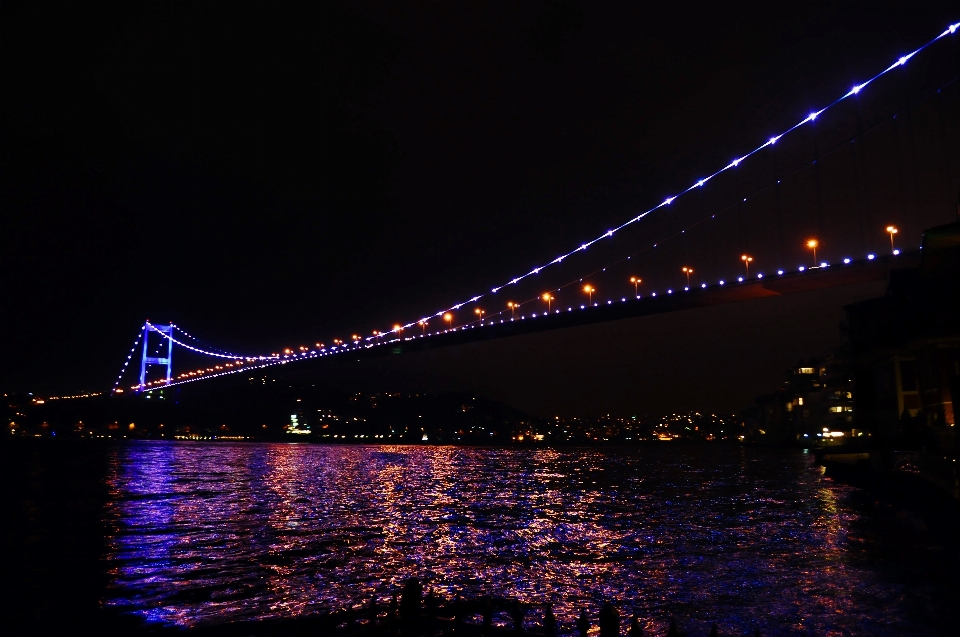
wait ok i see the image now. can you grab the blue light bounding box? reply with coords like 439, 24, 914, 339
663, 197, 676, 205
843, 258, 851, 264
757, 273, 763, 279
799, 266, 806, 271
777, 270, 784, 275
820, 262, 828, 268
719, 280, 725, 286
684, 286, 689, 291
738, 277, 744, 282
668, 289, 673, 294
893, 249, 900, 255
868, 254, 875, 260
701, 283, 707, 288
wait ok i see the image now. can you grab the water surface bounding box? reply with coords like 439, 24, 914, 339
103, 442, 948, 634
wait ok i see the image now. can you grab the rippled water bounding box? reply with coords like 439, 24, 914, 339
104, 442, 933, 634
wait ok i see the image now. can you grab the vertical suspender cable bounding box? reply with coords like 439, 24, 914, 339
901, 66, 923, 240
853, 100, 869, 254
813, 128, 825, 250
774, 143, 785, 269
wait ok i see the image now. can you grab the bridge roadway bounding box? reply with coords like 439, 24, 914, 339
295, 250, 918, 369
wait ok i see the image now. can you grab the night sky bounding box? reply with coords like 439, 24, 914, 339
2, 2, 958, 416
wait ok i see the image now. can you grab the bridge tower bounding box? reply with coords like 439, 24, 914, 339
139, 322, 173, 391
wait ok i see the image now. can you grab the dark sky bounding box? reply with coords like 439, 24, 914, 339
2, 1, 958, 415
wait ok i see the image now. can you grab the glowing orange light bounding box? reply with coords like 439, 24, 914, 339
806, 239, 818, 263
886, 225, 898, 253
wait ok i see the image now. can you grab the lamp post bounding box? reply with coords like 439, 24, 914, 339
443, 312, 453, 331
806, 239, 818, 264
682, 267, 693, 287
542, 293, 554, 313
507, 301, 517, 319
886, 225, 898, 253
583, 285, 595, 305
630, 276, 641, 297
393, 324, 403, 335
474, 307, 485, 323
741, 254, 753, 277
417, 320, 427, 335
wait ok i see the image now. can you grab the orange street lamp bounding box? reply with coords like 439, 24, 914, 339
418, 319, 428, 335
806, 239, 818, 264
583, 284, 595, 305
443, 312, 453, 330
741, 254, 753, 277
541, 292, 554, 313
474, 307, 485, 322
351, 334, 360, 342
507, 301, 517, 319
629, 276, 642, 297
682, 267, 693, 287
393, 324, 403, 334
886, 225, 898, 253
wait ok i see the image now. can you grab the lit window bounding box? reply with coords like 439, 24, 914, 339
799, 367, 814, 374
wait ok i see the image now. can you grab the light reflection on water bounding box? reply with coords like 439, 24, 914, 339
105, 442, 917, 634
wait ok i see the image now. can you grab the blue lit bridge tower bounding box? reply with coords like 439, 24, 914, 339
139, 322, 173, 391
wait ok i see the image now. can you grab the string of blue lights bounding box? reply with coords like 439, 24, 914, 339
146, 322, 271, 361
119, 20, 959, 394
112, 324, 145, 392
371, 20, 959, 339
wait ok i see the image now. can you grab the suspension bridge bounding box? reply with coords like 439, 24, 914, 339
61, 20, 959, 399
